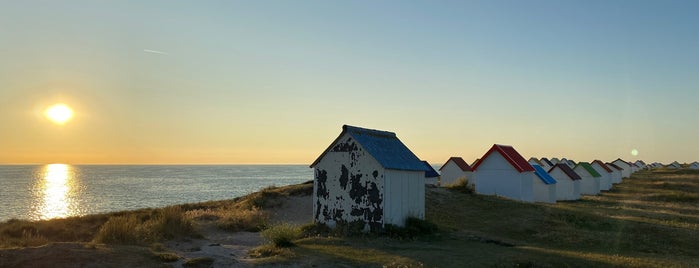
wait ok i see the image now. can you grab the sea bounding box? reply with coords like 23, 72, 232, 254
0, 164, 313, 222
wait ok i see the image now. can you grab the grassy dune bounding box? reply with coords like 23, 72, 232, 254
263, 169, 699, 267
1, 170, 698, 267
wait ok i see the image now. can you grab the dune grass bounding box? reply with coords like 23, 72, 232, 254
254, 169, 699, 267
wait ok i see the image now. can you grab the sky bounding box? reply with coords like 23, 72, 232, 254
1, 0, 697, 165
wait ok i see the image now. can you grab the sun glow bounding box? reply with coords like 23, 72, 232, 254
37, 164, 74, 219
44, 103, 73, 124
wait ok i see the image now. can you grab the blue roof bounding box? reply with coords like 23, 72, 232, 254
311, 125, 428, 172
422, 161, 440, 178
532, 165, 557, 185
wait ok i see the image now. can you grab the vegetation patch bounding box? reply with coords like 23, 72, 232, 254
216, 207, 269, 232
183, 257, 215, 268
444, 177, 474, 194
261, 223, 302, 247
92, 206, 195, 245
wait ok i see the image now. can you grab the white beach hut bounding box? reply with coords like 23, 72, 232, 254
634, 160, 647, 170
605, 162, 624, 184
667, 161, 682, 169
310, 125, 427, 230
532, 164, 557, 203
612, 159, 632, 179
529, 157, 542, 167
551, 158, 561, 165
689, 162, 699, 170
471, 144, 538, 203
574, 162, 602, 195
438, 157, 473, 187
422, 161, 440, 186
590, 160, 613, 191
540, 158, 555, 170
548, 163, 582, 200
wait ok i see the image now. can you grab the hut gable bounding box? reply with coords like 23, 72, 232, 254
612, 158, 632, 178
438, 157, 474, 187
439, 157, 472, 172
548, 163, 581, 200
590, 160, 613, 191
574, 162, 601, 195
548, 164, 581, 180
472, 144, 534, 173
532, 164, 557, 203
472, 144, 537, 202
532, 165, 557, 185
311, 125, 426, 230
540, 158, 555, 167
689, 162, 699, 169
422, 161, 440, 186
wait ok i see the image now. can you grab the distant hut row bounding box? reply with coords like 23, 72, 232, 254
310, 125, 696, 231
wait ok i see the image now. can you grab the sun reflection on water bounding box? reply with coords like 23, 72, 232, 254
35, 164, 76, 220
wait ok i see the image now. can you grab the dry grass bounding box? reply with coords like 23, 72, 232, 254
261, 223, 302, 247
92, 205, 195, 245
253, 169, 699, 267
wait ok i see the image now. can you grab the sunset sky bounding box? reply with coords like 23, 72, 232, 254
1, 1, 697, 165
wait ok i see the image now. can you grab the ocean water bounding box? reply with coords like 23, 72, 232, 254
0, 165, 312, 222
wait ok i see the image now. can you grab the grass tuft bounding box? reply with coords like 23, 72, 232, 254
183, 257, 215, 268
216, 207, 269, 232
93, 206, 195, 245
261, 223, 302, 247
92, 215, 141, 244
444, 177, 474, 194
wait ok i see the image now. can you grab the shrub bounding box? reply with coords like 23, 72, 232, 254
245, 186, 284, 209
21, 229, 48, 247
261, 223, 301, 247
93, 215, 141, 244
143, 206, 194, 241
445, 177, 474, 194
93, 206, 195, 244
217, 208, 269, 232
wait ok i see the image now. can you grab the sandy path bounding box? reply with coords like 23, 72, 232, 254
167, 194, 313, 268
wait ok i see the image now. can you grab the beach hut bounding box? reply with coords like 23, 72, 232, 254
605, 162, 624, 184
561, 158, 575, 169
635, 160, 647, 170
438, 157, 473, 187
574, 162, 602, 195
551, 158, 561, 165
532, 165, 557, 203
540, 158, 555, 168
667, 161, 682, 169
590, 160, 613, 191
690, 162, 699, 170
310, 125, 427, 230
422, 161, 440, 186
529, 157, 542, 166
612, 159, 632, 178
548, 163, 581, 200
471, 144, 538, 203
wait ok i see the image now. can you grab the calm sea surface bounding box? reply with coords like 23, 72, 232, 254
0, 165, 312, 222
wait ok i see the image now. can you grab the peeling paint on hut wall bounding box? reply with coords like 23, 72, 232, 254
311, 125, 427, 231
313, 133, 385, 230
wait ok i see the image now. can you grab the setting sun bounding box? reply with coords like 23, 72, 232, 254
44, 104, 74, 125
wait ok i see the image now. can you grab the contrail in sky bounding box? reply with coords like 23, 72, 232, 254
143, 49, 168, 55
